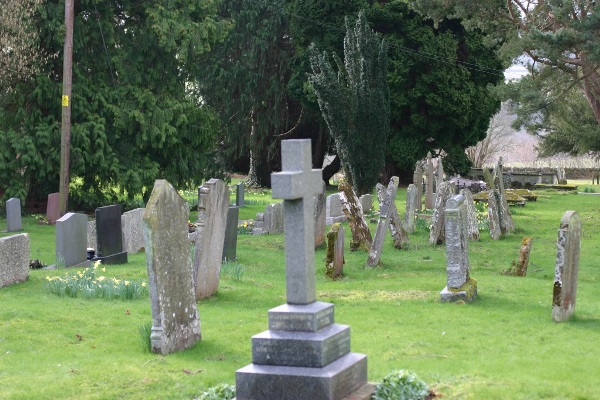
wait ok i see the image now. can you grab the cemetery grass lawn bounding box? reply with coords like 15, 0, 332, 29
1, 187, 599, 398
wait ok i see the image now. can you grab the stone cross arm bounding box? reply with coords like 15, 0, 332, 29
271, 140, 322, 200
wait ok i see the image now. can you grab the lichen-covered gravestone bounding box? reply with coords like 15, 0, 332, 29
440, 194, 477, 302
552, 211, 581, 322
313, 181, 326, 248
325, 223, 344, 279
194, 178, 229, 300
487, 191, 501, 240
339, 181, 372, 252
405, 184, 418, 233
121, 208, 145, 254
326, 193, 346, 225
492, 157, 515, 235
0, 234, 30, 288
236, 139, 368, 400
424, 152, 435, 210
413, 161, 424, 212
429, 182, 455, 245
143, 180, 201, 355
460, 189, 480, 241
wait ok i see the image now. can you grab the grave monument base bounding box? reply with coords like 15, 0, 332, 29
48, 260, 90, 270
440, 278, 478, 302
93, 251, 128, 265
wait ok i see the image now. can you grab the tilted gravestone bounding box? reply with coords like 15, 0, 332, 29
94, 205, 128, 264
46, 192, 60, 225
0, 233, 30, 288
143, 180, 201, 355
55, 213, 89, 268
376, 180, 409, 250
313, 181, 326, 248
194, 178, 229, 300
367, 177, 405, 267
552, 211, 581, 322
460, 189, 480, 241
405, 184, 418, 233
236, 182, 245, 207
222, 206, 239, 262
236, 139, 368, 400
326, 193, 346, 225
492, 158, 515, 235
413, 161, 424, 212
487, 191, 502, 240
339, 181, 372, 252
429, 182, 455, 245
121, 208, 145, 254
424, 152, 435, 210
4, 198, 22, 232
325, 223, 345, 279
440, 194, 477, 302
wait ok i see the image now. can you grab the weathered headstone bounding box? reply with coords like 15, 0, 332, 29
0, 234, 30, 288
87, 220, 97, 251
440, 194, 477, 302
436, 157, 445, 190
313, 181, 326, 248
93, 205, 128, 264
121, 208, 145, 254
325, 223, 345, 279
236, 182, 245, 207
264, 202, 284, 234
359, 194, 373, 214
46, 192, 60, 225
405, 184, 418, 233
194, 178, 229, 300
236, 139, 368, 400
222, 206, 239, 262
429, 182, 455, 245
4, 198, 22, 232
492, 158, 515, 235
55, 213, 89, 268
143, 180, 201, 355
367, 177, 402, 267
552, 211, 581, 322
326, 193, 346, 225
376, 180, 409, 250
460, 189, 480, 241
487, 191, 501, 240
503, 237, 533, 276
339, 181, 372, 252
414, 161, 424, 211
424, 152, 435, 209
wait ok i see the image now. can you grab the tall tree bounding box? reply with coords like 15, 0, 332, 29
309, 11, 390, 195
413, 0, 600, 155
0, 0, 228, 205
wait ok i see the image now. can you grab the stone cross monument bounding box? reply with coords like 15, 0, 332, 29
236, 139, 368, 400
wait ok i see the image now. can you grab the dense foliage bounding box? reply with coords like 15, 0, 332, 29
0, 0, 228, 205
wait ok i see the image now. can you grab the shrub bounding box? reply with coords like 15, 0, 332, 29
373, 369, 429, 400
196, 384, 235, 400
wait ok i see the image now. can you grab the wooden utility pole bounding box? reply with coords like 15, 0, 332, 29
59, 0, 74, 217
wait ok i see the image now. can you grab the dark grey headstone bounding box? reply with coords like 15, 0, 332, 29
313, 182, 326, 248
94, 205, 127, 264
56, 212, 89, 268
424, 152, 435, 210
0, 233, 30, 288
236, 182, 245, 207
222, 206, 239, 262
5, 198, 22, 232
552, 211, 581, 322
144, 180, 201, 354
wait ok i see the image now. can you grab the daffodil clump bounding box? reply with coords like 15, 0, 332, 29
237, 220, 253, 235
44, 261, 148, 300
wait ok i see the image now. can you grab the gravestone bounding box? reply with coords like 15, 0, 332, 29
405, 184, 417, 233
87, 220, 97, 251
4, 198, 22, 232
460, 189, 480, 241
367, 177, 402, 268
0, 234, 30, 288
264, 202, 284, 234
236, 139, 368, 400
376, 180, 409, 250
436, 157, 445, 190
492, 158, 515, 235
424, 152, 435, 209
94, 205, 128, 264
359, 194, 373, 214
121, 208, 145, 254
194, 178, 229, 300
236, 182, 245, 207
429, 182, 455, 245
326, 193, 346, 225
487, 191, 501, 240
222, 206, 239, 262
143, 180, 201, 355
325, 223, 345, 279
313, 182, 326, 248
552, 211, 581, 322
46, 192, 60, 224
55, 213, 89, 268
414, 161, 424, 211
440, 194, 477, 302
339, 181, 372, 252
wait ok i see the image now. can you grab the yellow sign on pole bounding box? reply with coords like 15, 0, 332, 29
62, 95, 69, 107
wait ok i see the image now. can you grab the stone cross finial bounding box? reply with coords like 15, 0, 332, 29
271, 140, 322, 305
